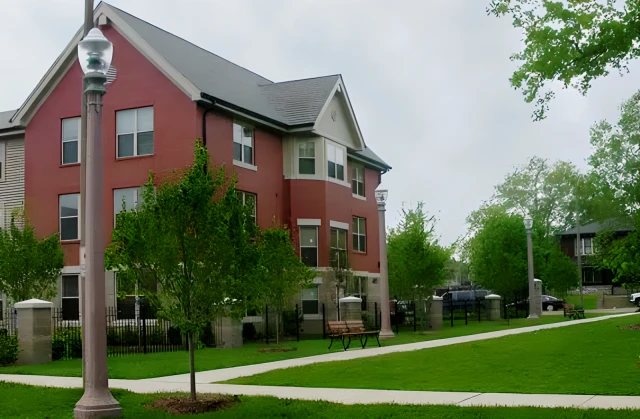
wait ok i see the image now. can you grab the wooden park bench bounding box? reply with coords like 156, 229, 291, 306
327, 320, 381, 351
563, 303, 585, 320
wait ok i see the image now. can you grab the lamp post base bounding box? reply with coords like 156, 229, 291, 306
527, 314, 539, 319
379, 329, 395, 339
74, 389, 122, 419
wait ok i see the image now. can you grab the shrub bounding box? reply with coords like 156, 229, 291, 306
167, 326, 182, 345
199, 324, 215, 348
147, 327, 165, 346
0, 330, 19, 366
243, 323, 257, 341
52, 328, 82, 361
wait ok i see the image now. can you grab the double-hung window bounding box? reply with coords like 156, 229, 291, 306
300, 226, 318, 267
326, 144, 344, 181
237, 191, 257, 225
576, 237, 596, 255
330, 228, 348, 269
114, 187, 143, 226
302, 285, 319, 315
62, 275, 80, 321
352, 167, 365, 197
62, 117, 80, 164
299, 141, 315, 175
352, 217, 366, 252
116, 107, 154, 158
233, 123, 254, 165
59, 193, 80, 241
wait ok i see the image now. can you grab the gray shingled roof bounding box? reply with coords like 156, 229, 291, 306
108, 4, 389, 169
561, 219, 635, 236
261, 76, 340, 126
0, 109, 19, 131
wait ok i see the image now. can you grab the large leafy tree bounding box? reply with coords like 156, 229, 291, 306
258, 228, 315, 343
469, 210, 529, 297
541, 245, 580, 297
0, 211, 64, 302
468, 157, 579, 237
388, 203, 451, 302
489, 0, 640, 120
106, 140, 263, 401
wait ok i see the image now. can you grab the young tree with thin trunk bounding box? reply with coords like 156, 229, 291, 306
106, 140, 261, 401
0, 210, 64, 303
259, 228, 315, 343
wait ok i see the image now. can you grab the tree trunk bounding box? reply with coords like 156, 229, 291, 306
189, 332, 196, 401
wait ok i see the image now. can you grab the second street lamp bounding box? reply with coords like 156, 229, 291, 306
524, 216, 538, 319
74, 28, 122, 419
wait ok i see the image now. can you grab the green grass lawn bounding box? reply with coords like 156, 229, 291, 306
0, 382, 638, 419
0, 315, 576, 380
228, 314, 640, 396
565, 294, 600, 310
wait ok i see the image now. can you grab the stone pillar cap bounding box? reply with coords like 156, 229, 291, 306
485, 294, 501, 300
534, 278, 542, 283
432, 296, 443, 301
339, 296, 362, 303
14, 299, 53, 309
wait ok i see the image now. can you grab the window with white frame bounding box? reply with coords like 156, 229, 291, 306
326, 143, 344, 181
352, 217, 366, 252
233, 123, 254, 165
62, 117, 80, 164
300, 226, 318, 267
62, 274, 80, 321
237, 191, 257, 225
330, 228, 348, 269
575, 237, 596, 255
0, 140, 6, 181
116, 107, 154, 158
301, 285, 319, 315
298, 141, 315, 175
59, 193, 80, 241
114, 187, 143, 225
352, 166, 364, 197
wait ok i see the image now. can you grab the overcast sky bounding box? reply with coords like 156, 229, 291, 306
1, 0, 639, 245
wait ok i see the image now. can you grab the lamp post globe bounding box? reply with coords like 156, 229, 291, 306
524, 216, 533, 231
78, 28, 113, 75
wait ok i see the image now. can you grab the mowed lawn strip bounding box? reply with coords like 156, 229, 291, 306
0, 315, 574, 379
0, 382, 638, 419
227, 315, 640, 396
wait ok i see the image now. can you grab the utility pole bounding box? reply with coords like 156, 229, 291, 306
80, 0, 93, 389
577, 215, 584, 309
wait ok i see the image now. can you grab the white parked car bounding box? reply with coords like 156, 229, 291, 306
630, 292, 640, 307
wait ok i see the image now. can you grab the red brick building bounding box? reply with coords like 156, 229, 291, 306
1, 3, 390, 321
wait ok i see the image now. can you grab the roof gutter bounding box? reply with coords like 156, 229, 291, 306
200, 93, 289, 132
348, 152, 391, 173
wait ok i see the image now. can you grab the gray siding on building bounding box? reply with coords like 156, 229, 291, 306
0, 137, 24, 228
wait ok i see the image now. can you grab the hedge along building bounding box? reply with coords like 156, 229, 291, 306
0, 3, 391, 327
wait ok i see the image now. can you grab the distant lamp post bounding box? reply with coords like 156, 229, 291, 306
524, 216, 538, 319
375, 187, 394, 339
74, 28, 122, 419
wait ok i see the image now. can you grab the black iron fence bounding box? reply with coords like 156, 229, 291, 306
52, 308, 82, 360
442, 297, 492, 327
0, 307, 17, 336
242, 305, 303, 344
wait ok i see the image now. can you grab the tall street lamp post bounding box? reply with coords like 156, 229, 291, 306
375, 188, 394, 339
74, 28, 122, 419
524, 216, 538, 319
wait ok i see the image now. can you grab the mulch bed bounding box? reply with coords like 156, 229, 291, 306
618, 324, 640, 331
258, 347, 297, 353
151, 394, 239, 415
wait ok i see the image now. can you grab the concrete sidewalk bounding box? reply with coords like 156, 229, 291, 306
1, 374, 639, 410
148, 312, 639, 384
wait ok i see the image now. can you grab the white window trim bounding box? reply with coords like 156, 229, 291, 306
0, 140, 6, 182
326, 142, 346, 182
298, 218, 321, 226
233, 159, 258, 171
113, 187, 143, 226
233, 123, 255, 166
59, 193, 81, 242
298, 141, 316, 175
237, 191, 257, 224
352, 193, 366, 201
330, 220, 349, 230
61, 274, 80, 316
575, 237, 596, 255
352, 166, 365, 197
301, 284, 320, 317
61, 117, 80, 165
353, 216, 366, 253
328, 176, 351, 188
116, 107, 154, 158
330, 227, 348, 269
300, 226, 319, 268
